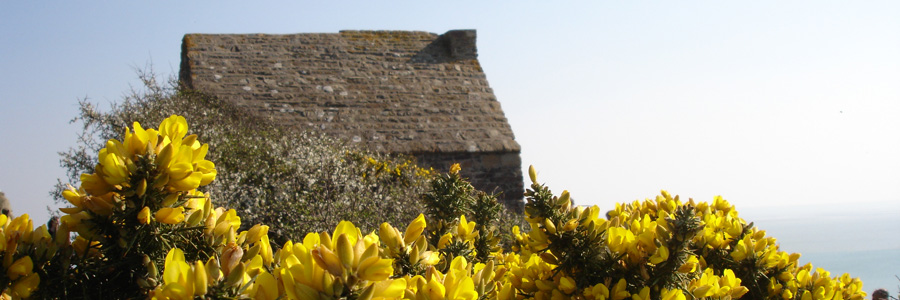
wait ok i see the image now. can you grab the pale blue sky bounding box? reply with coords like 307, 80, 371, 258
1, 0, 899, 292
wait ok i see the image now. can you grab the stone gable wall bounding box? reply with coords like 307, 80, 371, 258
180, 30, 524, 210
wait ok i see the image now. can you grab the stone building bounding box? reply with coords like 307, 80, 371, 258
179, 30, 523, 211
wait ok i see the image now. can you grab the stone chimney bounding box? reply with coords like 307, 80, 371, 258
440, 30, 477, 60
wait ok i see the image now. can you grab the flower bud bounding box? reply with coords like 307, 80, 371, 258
480, 260, 495, 284
193, 260, 208, 296
360, 242, 379, 262
327, 272, 341, 296
245, 224, 269, 245
409, 244, 420, 265
213, 218, 233, 237
403, 214, 426, 246
137, 206, 151, 225
318, 232, 333, 250
224, 262, 245, 287
186, 210, 204, 226
155, 144, 174, 170
438, 233, 453, 249
312, 245, 343, 277
137, 278, 153, 289
141, 254, 151, 267
244, 243, 261, 262
562, 219, 578, 232
136, 179, 147, 197
379, 222, 402, 251
357, 282, 375, 300
414, 235, 427, 254
528, 165, 538, 184
539, 252, 559, 265
542, 219, 557, 235
161, 193, 179, 207
147, 260, 159, 278
557, 191, 571, 207
221, 243, 243, 276
206, 257, 222, 282
152, 173, 169, 189
655, 224, 670, 241
335, 234, 354, 270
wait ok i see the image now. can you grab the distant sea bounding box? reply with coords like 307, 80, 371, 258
801, 249, 900, 295
739, 201, 900, 296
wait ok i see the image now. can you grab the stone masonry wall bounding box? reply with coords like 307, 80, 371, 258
180, 30, 518, 154
180, 30, 524, 211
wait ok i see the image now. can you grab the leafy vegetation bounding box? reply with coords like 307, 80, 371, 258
0, 74, 867, 299
33, 113, 519, 299
55, 71, 433, 243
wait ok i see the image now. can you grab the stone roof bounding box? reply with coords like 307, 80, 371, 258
180, 30, 519, 154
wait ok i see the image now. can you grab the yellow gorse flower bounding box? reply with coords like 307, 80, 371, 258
142, 152, 894, 300
660, 288, 686, 300
65, 115, 216, 202
150, 248, 215, 299
449, 163, 461, 175
7, 256, 33, 280
25, 117, 871, 299
410, 256, 478, 300
138, 206, 151, 225
57, 115, 219, 257
403, 213, 426, 246
155, 207, 185, 224
606, 226, 634, 255
456, 214, 477, 242
0, 214, 45, 299
506, 178, 868, 300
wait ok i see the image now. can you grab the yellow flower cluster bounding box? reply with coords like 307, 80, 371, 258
54, 115, 280, 298
80, 115, 216, 196
59, 115, 218, 244
362, 155, 433, 180
0, 214, 54, 299
148, 213, 499, 300
499, 166, 866, 300
689, 196, 865, 300
150, 220, 276, 299
380, 214, 440, 270
4, 116, 868, 300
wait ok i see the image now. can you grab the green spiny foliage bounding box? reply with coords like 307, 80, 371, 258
420, 165, 515, 267
421, 165, 475, 247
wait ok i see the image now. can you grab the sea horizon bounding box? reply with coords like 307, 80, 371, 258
739, 200, 900, 296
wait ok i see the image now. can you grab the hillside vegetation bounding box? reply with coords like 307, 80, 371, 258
0, 73, 867, 299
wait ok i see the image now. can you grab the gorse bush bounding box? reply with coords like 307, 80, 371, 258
510, 168, 866, 299
0, 115, 868, 299
55, 71, 432, 243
